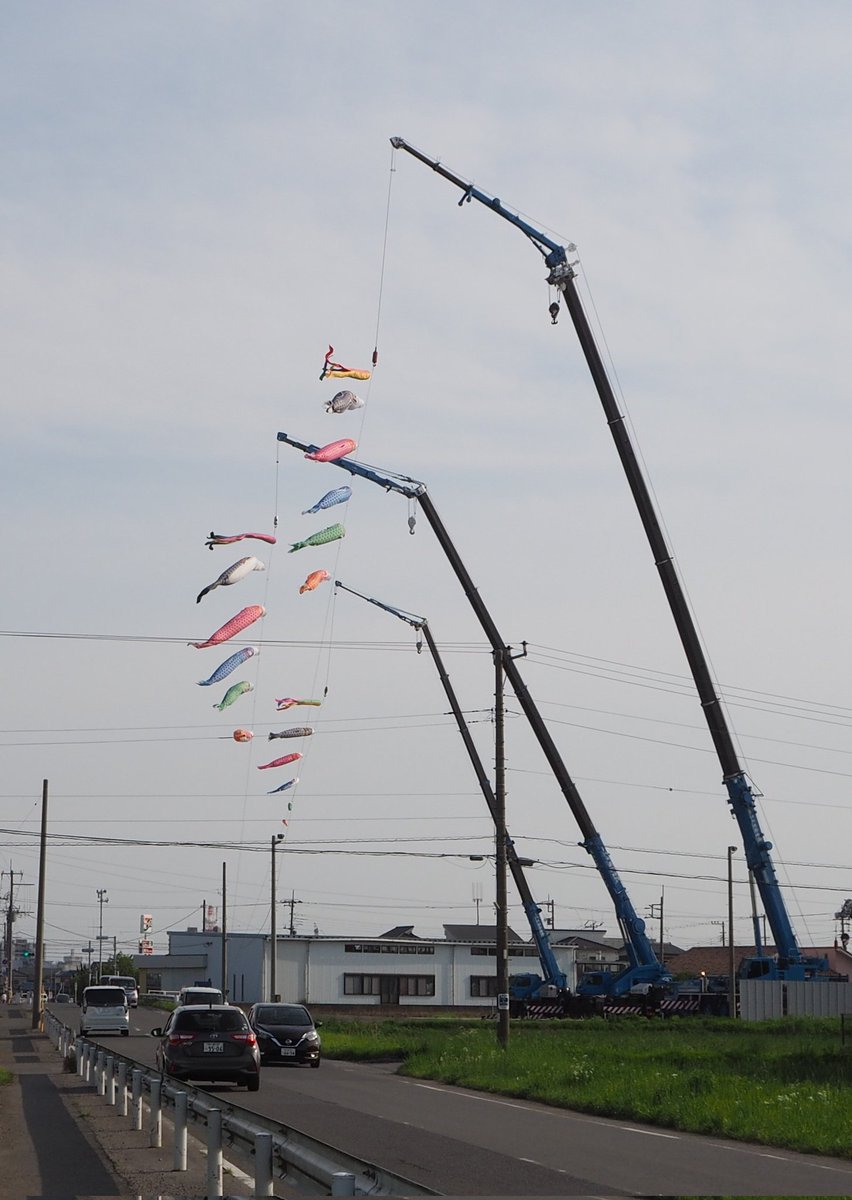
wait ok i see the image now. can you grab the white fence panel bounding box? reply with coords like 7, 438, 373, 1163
740, 980, 852, 1020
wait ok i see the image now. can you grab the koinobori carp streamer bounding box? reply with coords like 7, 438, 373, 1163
189, 605, 265, 649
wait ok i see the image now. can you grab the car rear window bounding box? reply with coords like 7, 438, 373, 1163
174, 1009, 247, 1033
255, 1005, 312, 1025
85, 988, 126, 1006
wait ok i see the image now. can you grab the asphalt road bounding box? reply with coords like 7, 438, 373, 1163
64, 1004, 852, 1197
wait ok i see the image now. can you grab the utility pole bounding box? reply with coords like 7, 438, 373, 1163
202, 898, 207, 934
4, 865, 24, 1000
96, 889, 108, 983
270, 835, 283, 1001
647, 891, 664, 965
544, 897, 555, 929
288, 890, 302, 937
221, 863, 228, 1001
31, 780, 48, 1028
494, 648, 509, 1050
728, 846, 737, 1019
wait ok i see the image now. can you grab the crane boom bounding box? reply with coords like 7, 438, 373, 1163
277, 432, 669, 995
388, 135, 829, 980
333, 580, 566, 996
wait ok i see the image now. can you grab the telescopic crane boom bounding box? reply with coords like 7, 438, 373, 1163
388, 135, 828, 980
277, 433, 670, 997
334, 579, 567, 1001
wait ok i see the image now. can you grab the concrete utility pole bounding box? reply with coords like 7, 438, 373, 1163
221, 863, 228, 1001
287, 891, 302, 937
270, 835, 283, 1001
3, 866, 24, 999
31, 780, 48, 1028
728, 846, 738, 1019
494, 648, 509, 1050
96, 888, 108, 983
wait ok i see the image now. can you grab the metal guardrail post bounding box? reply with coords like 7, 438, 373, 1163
132, 1068, 143, 1131
173, 1091, 188, 1172
149, 1077, 162, 1148
331, 1172, 356, 1195
207, 1108, 223, 1198
254, 1131, 273, 1197
76, 1039, 84, 1077
117, 1061, 128, 1117
96, 1050, 106, 1096
106, 1056, 115, 1105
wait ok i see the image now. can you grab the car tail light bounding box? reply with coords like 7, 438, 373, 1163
231, 1031, 257, 1046
168, 1032, 196, 1046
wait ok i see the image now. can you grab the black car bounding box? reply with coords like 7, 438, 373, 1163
247, 1002, 322, 1067
151, 1005, 261, 1090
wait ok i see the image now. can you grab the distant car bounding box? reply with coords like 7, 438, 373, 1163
80, 985, 130, 1037
101, 975, 139, 1007
177, 985, 224, 1007
247, 1002, 322, 1067
54, 993, 73, 1004
151, 1005, 260, 1090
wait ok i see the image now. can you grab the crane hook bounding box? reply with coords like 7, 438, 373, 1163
548, 301, 560, 325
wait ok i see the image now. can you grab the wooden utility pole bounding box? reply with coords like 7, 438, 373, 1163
31, 781, 48, 1027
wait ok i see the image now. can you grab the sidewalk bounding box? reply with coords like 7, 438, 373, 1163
0, 1004, 258, 1199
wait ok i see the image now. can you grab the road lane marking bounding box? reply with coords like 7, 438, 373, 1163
621, 1127, 680, 1139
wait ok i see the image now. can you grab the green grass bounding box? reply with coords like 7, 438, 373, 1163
0, 1069, 12, 1087
319, 1016, 852, 1158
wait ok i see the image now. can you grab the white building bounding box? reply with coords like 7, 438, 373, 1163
135, 925, 576, 1010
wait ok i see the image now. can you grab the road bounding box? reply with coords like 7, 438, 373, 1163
60, 1003, 852, 1196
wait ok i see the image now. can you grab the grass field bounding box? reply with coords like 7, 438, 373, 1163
320, 1015, 852, 1158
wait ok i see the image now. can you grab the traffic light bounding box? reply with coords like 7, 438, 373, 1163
21, 949, 30, 958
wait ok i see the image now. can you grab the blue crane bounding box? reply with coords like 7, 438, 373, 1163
388, 136, 830, 982
277, 433, 671, 998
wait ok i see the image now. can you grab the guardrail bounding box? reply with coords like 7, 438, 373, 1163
43, 1011, 437, 1197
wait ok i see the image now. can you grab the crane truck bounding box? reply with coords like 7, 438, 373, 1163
388, 135, 837, 985
334, 580, 573, 1014
278, 433, 672, 1009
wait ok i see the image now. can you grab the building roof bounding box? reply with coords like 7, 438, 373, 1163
377, 925, 421, 939
442, 923, 525, 944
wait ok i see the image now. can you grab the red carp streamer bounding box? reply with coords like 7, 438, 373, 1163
189, 605, 265, 649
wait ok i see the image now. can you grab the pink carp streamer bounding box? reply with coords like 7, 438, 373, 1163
275, 697, 322, 711
304, 439, 357, 463
205, 531, 277, 551
257, 752, 303, 770
233, 729, 253, 742
189, 605, 265, 649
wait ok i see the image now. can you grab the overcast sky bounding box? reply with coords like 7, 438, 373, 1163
3, 1, 851, 972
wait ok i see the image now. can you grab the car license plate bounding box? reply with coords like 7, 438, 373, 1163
204, 1042, 224, 1053
280, 1047, 296, 1057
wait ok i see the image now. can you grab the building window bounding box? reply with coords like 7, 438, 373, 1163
398, 976, 435, 997
470, 976, 498, 997
344, 974, 381, 995
343, 974, 435, 997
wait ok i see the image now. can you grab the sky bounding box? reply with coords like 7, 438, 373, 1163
3, 1, 852, 972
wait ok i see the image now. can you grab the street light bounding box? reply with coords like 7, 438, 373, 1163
727, 847, 737, 1018
270, 834, 284, 1002
96, 889, 108, 984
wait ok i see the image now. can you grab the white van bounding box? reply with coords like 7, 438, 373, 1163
177, 985, 224, 1007
80, 985, 130, 1037
101, 975, 139, 1007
